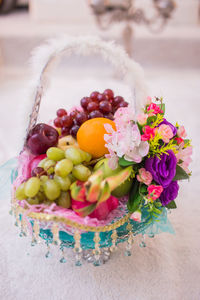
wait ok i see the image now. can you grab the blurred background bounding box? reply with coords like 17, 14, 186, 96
0, 0, 199, 166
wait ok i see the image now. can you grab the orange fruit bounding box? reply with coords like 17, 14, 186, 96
77, 118, 116, 158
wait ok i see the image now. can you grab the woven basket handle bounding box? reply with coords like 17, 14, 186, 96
25, 36, 147, 140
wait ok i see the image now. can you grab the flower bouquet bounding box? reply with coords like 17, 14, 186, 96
104, 98, 192, 218
11, 36, 192, 266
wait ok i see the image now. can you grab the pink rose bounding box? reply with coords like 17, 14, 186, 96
176, 145, 192, 174
137, 113, 148, 125
147, 103, 163, 116
177, 125, 187, 138
141, 126, 156, 141
137, 168, 152, 186
158, 124, 173, 143
130, 211, 141, 222
147, 185, 163, 201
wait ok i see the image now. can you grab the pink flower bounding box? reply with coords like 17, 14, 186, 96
147, 103, 162, 116
114, 107, 135, 130
130, 211, 141, 222
176, 145, 192, 174
137, 168, 152, 186
137, 113, 148, 125
141, 126, 156, 141
158, 124, 173, 143
175, 137, 184, 145
104, 121, 149, 164
177, 125, 187, 138
146, 96, 152, 105
105, 150, 119, 170
147, 185, 163, 201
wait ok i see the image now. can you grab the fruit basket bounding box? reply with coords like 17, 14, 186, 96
10, 36, 192, 266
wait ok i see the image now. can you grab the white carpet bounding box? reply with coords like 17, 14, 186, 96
0, 70, 200, 300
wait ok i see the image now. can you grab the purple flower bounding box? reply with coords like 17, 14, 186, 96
159, 119, 177, 136
145, 150, 177, 188
160, 181, 179, 206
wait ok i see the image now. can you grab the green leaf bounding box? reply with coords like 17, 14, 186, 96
137, 123, 143, 135
178, 159, 184, 164
147, 116, 156, 126
127, 181, 143, 213
118, 157, 137, 167
155, 201, 162, 207
153, 207, 162, 215
152, 212, 159, 217
173, 165, 189, 181
139, 184, 147, 195
166, 200, 177, 209
159, 103, 165, 114
184, 139, 190, 144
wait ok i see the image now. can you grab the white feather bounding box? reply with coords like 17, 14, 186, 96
17, 35, 148, 153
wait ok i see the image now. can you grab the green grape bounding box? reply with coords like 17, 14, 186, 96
72, 164, 91, 181
27, 197, 40, 205
78, 149, 92, 162
37, 191, 46, 203
40, 175, 48, 183
65, 147, 82, 165
15, 183, 27, 200
57, 191, 71, 208
68, 173, 76, 183
55, 159, 73, 177
38, 158, 48, 168
78, 149, 87, 161
46, 147, 65, 161
84, 152, 92, 163
54, 175, 71, 191
43, 179, 61, 201
43, 159, 56, 174
24, 177, 40, 198
44, 200, 53, 206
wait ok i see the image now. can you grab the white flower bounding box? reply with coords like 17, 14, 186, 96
104, 112, 149, 167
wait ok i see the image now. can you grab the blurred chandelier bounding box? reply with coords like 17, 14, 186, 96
89, 0, 176, 55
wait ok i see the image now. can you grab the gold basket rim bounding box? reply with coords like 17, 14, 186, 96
13, 198, 131, 233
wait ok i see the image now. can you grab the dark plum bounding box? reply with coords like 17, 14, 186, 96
26, 123, 59, 155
